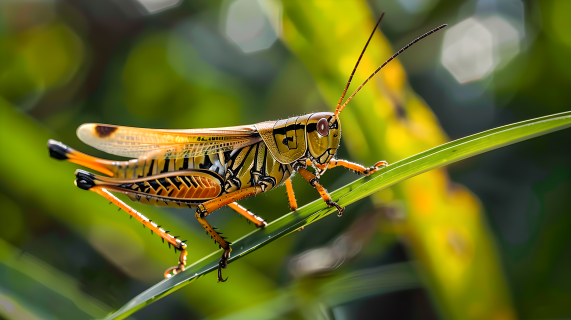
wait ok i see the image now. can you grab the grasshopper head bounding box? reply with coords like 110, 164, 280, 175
306, 112, 341, 165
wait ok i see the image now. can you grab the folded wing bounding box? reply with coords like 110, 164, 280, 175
77, 123, 261, 160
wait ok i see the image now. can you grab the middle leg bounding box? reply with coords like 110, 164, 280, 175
284, 178, 298, 211
195, 186, 264, 282
227, 202, 267, 227
296, 167, 345, 217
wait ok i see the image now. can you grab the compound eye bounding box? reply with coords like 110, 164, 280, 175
317, 118, 329, 136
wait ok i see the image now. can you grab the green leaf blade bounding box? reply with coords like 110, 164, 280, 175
340, 111, 571, 206
106, 111, 571, 320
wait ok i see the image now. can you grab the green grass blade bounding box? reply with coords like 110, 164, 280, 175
105, 111, 571, 320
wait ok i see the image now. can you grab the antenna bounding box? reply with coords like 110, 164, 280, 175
334, 12, 385, 115
335, 24, 448, 116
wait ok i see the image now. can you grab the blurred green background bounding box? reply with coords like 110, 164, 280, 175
0, 0, 570, 319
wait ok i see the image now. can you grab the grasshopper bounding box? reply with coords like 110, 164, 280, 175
49, 14, 446, 282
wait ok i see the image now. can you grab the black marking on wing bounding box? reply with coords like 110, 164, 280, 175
95, 125, 118, 137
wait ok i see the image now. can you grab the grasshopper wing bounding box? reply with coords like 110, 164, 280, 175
77, 123, 262, 160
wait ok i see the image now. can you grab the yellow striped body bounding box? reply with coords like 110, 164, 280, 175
60, 140, 292, 208
48, 111, 341, 209
224, 142, 293, 194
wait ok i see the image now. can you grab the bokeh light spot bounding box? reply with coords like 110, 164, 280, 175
20, 23, 84, 89
441, 17, 494, 83
137, 0, 182, 14
483, 15, 521, 70
0, 299, 15, 313
225, 0, 281, 53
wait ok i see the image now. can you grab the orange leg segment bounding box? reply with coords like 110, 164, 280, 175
326, 159, 388, 175
296, 167, 345, 216
284, 178, 298, 211
228, 202, 267, 228
198, 186, 263, 215
195, 186, 264, 282
88, 186, 187, 278
306, 158, 388, 175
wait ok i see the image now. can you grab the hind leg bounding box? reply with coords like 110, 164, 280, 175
75, 170, 188, 277
87, 186, 188, 277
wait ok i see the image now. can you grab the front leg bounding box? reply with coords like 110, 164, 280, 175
306, 159, 388, 175
295, 166, 345, 217
284, 178, 298, 211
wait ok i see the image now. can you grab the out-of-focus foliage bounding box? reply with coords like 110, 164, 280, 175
0, 0, 570, 319
0, 238, 110, 319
